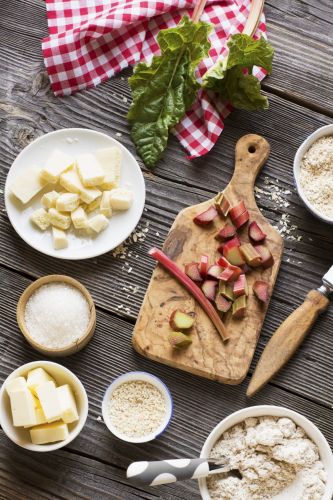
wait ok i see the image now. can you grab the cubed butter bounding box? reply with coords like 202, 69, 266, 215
6, 377, 27, 396
100, 191, 112, 218
29, 421, 69, 445
77, 153, 105, 187
49, 208, 71, 230
35, 381, 62, 423
80, 187, 102, 205
30, 208, 50, 231
41, 190, 60, 209
11, 166, 49, 205
9, 389, 37, 427
41, 150, 74, 184
57, 384, 79, 424
52, 227, 68, 250
56, 193, 80, 212
86, 197, 102, 214
24, 406, 47, 428
27, 368, 56, 397
88, 214, 109, 234
109, 188, 133, 211
71, 207, 88, 229
95, 147, 121, 190
60, 168, 84, 194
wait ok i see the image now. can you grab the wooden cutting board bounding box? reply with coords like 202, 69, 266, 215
132, 134, 284, 384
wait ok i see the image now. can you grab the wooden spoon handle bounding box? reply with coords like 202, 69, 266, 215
243, 0, 265, 37
247, 290, 330, 397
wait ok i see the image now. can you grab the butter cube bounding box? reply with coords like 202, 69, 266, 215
60, 169, 83, 194
77, 153, 105, 187
52, 227, 68, 250
57, 385, 79, 424
56, 193, 80, 212
24, 407, 47, 428
109, 188, 133, 211
30, 421, 69, 445
27, 368, 56, 397
11, 166, 49, 205
30, 208, 50, 231
41, 190, 60, 209
71, 207, 88, 229
49, 208, 71, 230
9, 389, 37, 427
35, 381, 62, 423
96, 147, 121, 190
79, 187, 102, 205
99, 191, 113, 218
6, 377, 27, 395
41, 150, 74, 184
88, 214, 109, 234
86, 197, 102, 214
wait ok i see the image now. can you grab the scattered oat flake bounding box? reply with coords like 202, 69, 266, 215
116, 132, 122, 137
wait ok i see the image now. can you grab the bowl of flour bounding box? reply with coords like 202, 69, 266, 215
294, 124, 333, 224
199, 405, 333, 500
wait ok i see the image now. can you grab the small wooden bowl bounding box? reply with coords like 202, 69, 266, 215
17, 275, 96, 357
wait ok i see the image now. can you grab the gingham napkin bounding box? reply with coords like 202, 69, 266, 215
42, 0, 267, 159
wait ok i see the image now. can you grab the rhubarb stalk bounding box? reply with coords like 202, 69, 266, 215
148, 248, 228, 341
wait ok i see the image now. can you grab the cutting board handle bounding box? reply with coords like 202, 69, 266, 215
230, 134, 270, 201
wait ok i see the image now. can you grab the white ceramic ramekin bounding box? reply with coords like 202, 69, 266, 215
0, 360, 88, 452
199, 405, 333, 500
294, 124, 333, 224
102, 371, 173, 443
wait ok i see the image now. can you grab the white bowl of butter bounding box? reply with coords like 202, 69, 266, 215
0, 361, 88, 452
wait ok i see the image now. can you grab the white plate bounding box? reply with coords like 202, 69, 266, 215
5, 128, 145, 260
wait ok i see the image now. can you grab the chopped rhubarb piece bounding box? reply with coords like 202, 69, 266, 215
233, 274, 248, 297
219, 267, 235, 283
215, 295, 231, 313
233, 209, 249, 229
229, 200, 247, 221
253, 281, 270, 303
207, 264, 224, 279
228, 264, 242, 280
255, 244, 274, 269
249, 221, 266, 242
239, 243, 262, 267
148, 248, 228, 341
199, 255, 209, 277
218, 282, 234, 301
202, 280, 218, 301
215, 223, 236, 241
169, 310, 195, 331
217, 256, 231, 268
223, 238, 245, 266
185, 262, 203, 282
214, 192, 231, 217
168, 331, 192, 349
232, 295, 247, 318
193, 206, 218, 226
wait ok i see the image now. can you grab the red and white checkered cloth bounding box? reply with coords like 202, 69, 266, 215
42, 1, 267, 159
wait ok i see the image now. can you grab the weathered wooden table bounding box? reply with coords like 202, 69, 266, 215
0, 1, 332, 498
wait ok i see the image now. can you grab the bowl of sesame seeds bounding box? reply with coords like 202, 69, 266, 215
102, 372, 173, 443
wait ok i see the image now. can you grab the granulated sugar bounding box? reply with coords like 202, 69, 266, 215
300, 136, 333, 219
107, 380, 166, 438
207, 416, 326, 500
24, 282, 90, 348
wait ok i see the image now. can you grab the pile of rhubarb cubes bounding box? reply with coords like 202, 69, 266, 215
188, 192, 273, 318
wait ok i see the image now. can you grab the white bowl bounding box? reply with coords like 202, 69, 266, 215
199, 405, 333, 500
102, 371, 173, 443
294, 124, 333, 224
5, 128, 146, 259
0, 360, 88, 452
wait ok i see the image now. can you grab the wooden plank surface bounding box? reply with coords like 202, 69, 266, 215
0, 0, 333, 498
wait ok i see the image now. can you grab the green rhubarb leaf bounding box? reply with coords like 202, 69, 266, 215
127, 16, 212, 168
203, 34, 274, 111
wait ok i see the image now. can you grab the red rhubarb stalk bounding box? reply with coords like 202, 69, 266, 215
148, 248, 228, 341
193, 206, 218, 226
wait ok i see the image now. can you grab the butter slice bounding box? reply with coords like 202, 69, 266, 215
30, 208, 50, 231
52, 227, 68, 250
77, 153, 105, 187
71, 207, 88, 229
24, 407, 47, 428
41, 191, 60, 209
88, 214, 109, 234
11, 166, 48, 205
57, 385, 79, 424
95, 147, 121, 190
100, 191, 112, 218
86, 197, 102, 214
60, 169, 84, 194
36, 381, 62, 423
56, 193, 80, 212
27, 368, 56, 397
9, 389, 37, 427
30, 421, 69, 445
49, 208, 71, 230
41, 150, 74, 184
6, 377, 27, 396
109, 188, 132, 210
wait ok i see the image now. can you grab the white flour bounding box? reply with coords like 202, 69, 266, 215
207, 416, 327, 500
